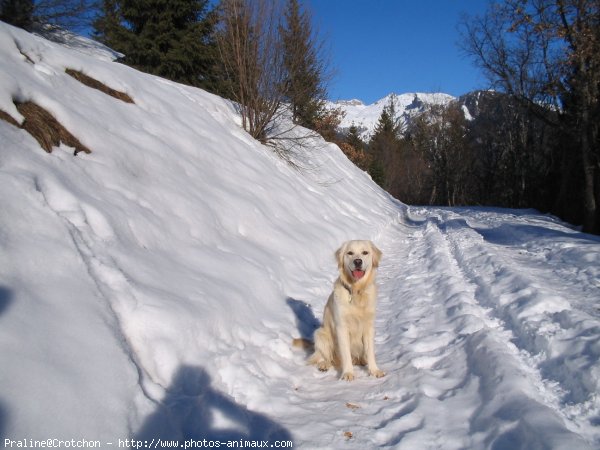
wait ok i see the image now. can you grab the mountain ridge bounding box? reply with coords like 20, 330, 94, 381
330, 91, 455, 139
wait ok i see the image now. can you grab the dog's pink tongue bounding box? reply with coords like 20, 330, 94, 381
352, 270, 365, 279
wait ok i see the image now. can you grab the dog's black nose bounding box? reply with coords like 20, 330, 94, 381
354, 258, 363, 268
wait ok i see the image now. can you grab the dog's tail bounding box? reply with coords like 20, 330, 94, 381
292, 338, 314, 351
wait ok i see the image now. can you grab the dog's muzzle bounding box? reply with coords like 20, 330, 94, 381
351, 259, 365, 279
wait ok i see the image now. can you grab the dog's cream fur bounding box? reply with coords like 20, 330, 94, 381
308, 240, 384, 381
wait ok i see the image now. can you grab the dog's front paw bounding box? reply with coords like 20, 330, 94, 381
317, 361, 330, 372
340, 372, 355, 381
369, 369, 386, 378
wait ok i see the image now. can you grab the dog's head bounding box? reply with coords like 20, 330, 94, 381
335, 240, 382, 286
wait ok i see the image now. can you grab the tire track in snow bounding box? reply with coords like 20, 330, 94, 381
369, 211, 592, 449
285, 212, 591, 449
423, 207, 600, 446
284, 218, 480, 449
441, 208, 600, 318
371, 219, 488, 449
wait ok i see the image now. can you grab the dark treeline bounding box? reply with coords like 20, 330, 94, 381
0, 0, 97, 31
460, 0, 600, 234
93, 0, 222, 93
338, 91, 570, 222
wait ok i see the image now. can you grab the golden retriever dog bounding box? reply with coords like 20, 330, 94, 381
304, 240, 385, 381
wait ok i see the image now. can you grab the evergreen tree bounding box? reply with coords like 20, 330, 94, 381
93, 0, 126, 49
346, 123, 365, 152
0, 0, 34, 28
368, 95, 401, 188
280, 0, 327, 129
373, 94, 400, 135
340, 123, 370, 171
94, 0, 221, 91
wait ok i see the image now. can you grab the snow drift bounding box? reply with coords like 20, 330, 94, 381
0, 21, 398, 443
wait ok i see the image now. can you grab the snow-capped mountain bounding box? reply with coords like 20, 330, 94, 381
330, 92, 455, 140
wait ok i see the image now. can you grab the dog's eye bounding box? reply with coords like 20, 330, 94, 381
362, 251, 369, 255
347, 251, 354, 256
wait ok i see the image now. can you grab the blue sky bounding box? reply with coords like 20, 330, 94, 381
306, 0, 492, 104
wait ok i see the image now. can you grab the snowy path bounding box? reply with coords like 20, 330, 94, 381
282, 207, 599, 449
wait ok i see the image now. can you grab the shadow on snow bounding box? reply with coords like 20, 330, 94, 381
0, 286, 14, 442
134, 365, 293, 445
286, 297, 320, 342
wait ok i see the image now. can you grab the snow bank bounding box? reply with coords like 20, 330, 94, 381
0, 21, 398, 441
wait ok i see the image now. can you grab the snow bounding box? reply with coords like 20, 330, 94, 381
1, 21, 599, 449
330, 92, 455, 140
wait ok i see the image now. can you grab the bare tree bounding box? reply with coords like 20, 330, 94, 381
460, 0, 600, 233
409, 103, 473, 206
216, 0, 288, 144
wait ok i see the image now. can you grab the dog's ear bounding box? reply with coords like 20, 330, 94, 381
370, 242, 382, 268
335, 242, 347, 269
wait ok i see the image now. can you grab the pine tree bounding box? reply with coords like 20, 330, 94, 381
373, 94, 400, 135
368, 95, 401, 188
340, 123, 371, 171
0, 0, 34, 28
346, 123, 365, 151
373, 107, 393, 135
280, 0, 327, 130
93, 0, 127, 50
94, 0, 220, 91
